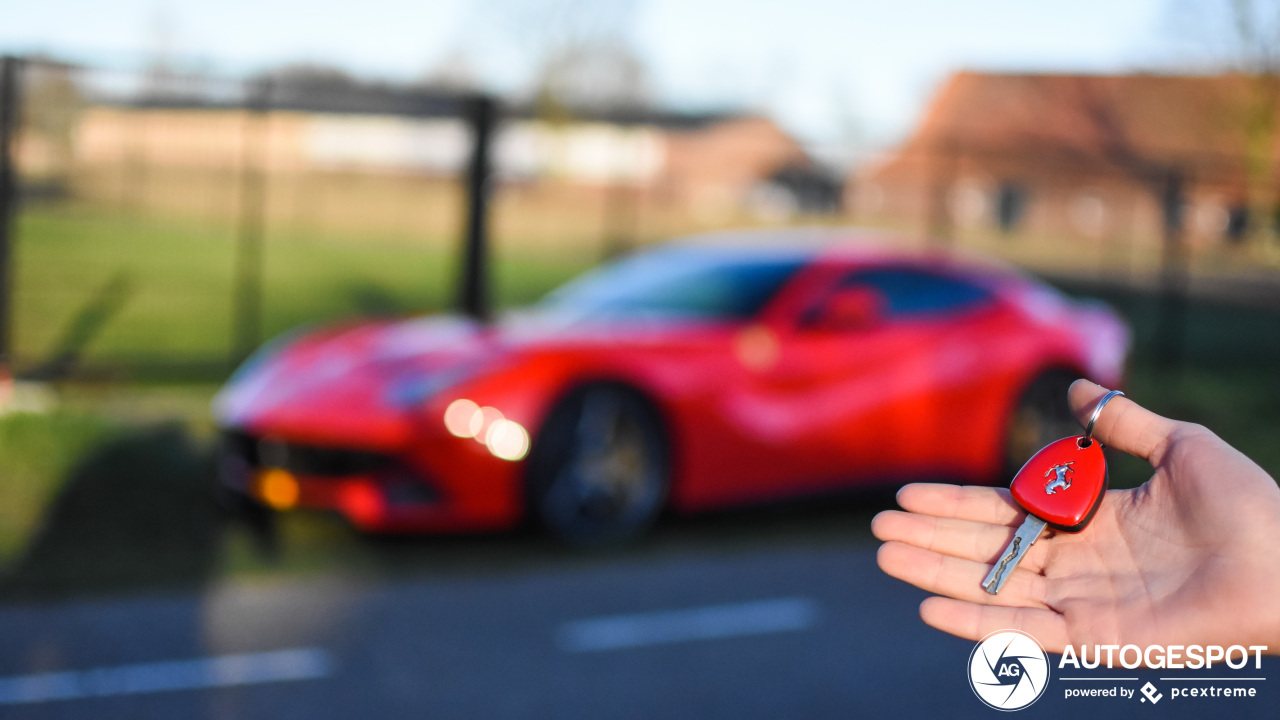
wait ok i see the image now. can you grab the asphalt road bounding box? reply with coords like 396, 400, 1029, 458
0, 536, 1275, 719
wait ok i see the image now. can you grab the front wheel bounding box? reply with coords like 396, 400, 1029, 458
1003, 370, 1079, 480
526, 384, 669, 546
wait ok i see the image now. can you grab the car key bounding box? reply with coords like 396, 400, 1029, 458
981, 390, 1122, 595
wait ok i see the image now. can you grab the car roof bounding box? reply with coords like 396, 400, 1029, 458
659, 226, 882, 259
654, 227, 1025, 278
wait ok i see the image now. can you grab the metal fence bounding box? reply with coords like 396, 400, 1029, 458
0, 57, 497, 379
3, 55, 1280, 381
2, 55, 858, 380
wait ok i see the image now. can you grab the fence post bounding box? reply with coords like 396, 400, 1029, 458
926, 137, 956, 245
0, 56, 22, 369
1155, 169, 1187, 372
602, 180, 638, 260
458, 93, 495, 323
231, 78, 271, 365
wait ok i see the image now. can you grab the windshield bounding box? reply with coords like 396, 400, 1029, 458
539, 247, 808, 323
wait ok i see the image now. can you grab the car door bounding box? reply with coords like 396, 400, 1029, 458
740, 261, 1000, 493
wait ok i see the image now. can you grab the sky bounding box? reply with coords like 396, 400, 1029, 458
0, 0, 1212, 157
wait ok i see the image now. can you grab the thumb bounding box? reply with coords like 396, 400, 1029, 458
1068, 379, 1179, 465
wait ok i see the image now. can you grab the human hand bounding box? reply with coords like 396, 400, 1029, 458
872, 379, 1280, 652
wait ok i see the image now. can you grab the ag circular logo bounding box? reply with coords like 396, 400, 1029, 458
968, 629, 1050, 711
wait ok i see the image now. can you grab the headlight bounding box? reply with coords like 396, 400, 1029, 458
442, 398, 529, 461
485, 418, 530, 461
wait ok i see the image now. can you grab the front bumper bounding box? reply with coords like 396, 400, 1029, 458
217, 431, 517, 533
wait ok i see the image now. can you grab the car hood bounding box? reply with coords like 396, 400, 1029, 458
213, 311, 725, 447
213, 315, 504, 447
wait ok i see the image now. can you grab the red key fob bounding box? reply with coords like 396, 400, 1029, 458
983, 389, 1123, 594
1010, 435, 1108, 532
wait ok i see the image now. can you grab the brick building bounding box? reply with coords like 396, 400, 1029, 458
854, 71, 1278, 249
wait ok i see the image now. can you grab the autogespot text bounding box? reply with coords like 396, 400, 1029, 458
1058, 644, 1267, 670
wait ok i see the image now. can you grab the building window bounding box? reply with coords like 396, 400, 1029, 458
994, 182, 1028, 233
1226, 206, 1249, 243
763, 164, 844, 215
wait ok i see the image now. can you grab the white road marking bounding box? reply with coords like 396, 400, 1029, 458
558, 597, 819, 652
0, 648, 332, 705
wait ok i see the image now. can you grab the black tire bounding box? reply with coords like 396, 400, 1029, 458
1004, 370, 1079, 480
526, 383, 669, 546
214, 436, 280, 557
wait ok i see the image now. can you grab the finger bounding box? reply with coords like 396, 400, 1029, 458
876, 541, 1049, 609
871, 510, 1048, 572
895, 483, 1022, 525
919, 596, 1070, 652
1068, 379, 1180, 464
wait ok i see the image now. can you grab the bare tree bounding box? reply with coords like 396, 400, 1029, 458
1227, 0, 1280, 247
20, 59, 86, 187
1166, 0, 1280, 247
472, 0, 649, 115
420, 49, 482, 92
1229, 0, 1280, 71
534, 42, 651, 115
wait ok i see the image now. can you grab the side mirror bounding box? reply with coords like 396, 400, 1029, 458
810, 286, 883, 331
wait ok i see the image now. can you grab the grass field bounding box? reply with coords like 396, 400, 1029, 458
13, 204, 598, 376
1, 199, 1279, 598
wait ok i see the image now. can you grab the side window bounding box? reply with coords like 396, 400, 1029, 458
834, 267, 992, 319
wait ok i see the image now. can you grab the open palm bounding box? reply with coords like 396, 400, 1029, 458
873, 380, 1280, 651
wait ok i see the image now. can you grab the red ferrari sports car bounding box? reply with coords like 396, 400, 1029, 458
214, 230, 1129, 544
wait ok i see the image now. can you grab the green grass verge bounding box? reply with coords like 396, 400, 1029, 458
0, 420, 223, 600
0, 410, 118, 559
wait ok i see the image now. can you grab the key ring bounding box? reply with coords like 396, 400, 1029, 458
1084, 389, 1125, 441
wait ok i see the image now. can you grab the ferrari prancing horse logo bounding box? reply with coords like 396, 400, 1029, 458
1043, 462, 1074, 494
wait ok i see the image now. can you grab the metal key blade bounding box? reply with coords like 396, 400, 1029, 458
981, 514, 1047, 595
